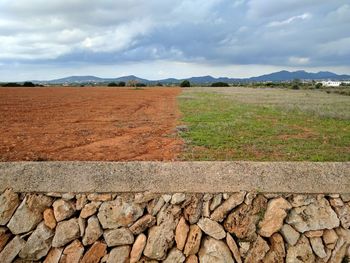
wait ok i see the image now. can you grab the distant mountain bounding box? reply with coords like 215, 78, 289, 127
32, 70, 350, 84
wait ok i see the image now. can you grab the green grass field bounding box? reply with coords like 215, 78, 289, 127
178, 87, 350, 161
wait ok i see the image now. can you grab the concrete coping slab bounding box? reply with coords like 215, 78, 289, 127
0, 161, 349, 193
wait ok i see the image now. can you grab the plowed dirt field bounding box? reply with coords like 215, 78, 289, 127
0, 87, 183, 161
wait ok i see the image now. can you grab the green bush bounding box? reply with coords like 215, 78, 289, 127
23, 81, 36, 87
180, 80, 191, 87
108, 82, 118, 87
315, 83, 322, 89
117, 81, 126, 87
136, 83, 147, 87
211, 82, 229, 87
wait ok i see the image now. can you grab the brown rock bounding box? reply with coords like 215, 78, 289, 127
78, 216, 86, 237
163, 247, 185, 263
134, 191, 158, 203
52, 218, 80, 247
183, 194, 203, 224
286, 235, 315, 263
330, 198, 344, 207
238, 241, 250, 258
130, 233, 146, 263
323, 229, 338, 249
147, 196, 165, 216
59, 240, 84, 263
80, 201, 101, 219
97, 197, 144, 229
43, 247, 63, 263
185, 255, 198, 263
328, 237, 348, 263
224, 195, 267, 241
0, 227, 11, 253
7, 194, 52, 235
226, 233, 242, 263
197, 218, 226, 240
104, 227, 134, 247
245, 235, 270, 263
305, 230, 323, 238
210, 193, 222, 211
82, 216, 103, 246
43, 208, 57, 230
0, 189, 20, 225
81, 241, 107, 263
310, 237, 327, 258
75, 194, 87, 210
210, 191, 246, 222
0, 236, 25, 263
184, 225, 202, 256
263, 233, 285, 263
53, 199, 76, 222
87, 193, 112, 202
198, 237, 234, 263
259, 197, 292, 237
175, 216, 189, 251
107, 245, 131, 263
334, 204, 350, 229
280, 224, 300, 246
202, 200, 210, 218
171, 193, 186, 204
129, 214, 156, 235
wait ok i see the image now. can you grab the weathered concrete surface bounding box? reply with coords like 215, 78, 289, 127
0, 162, 349, 193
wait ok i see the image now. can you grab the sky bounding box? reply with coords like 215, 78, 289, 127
0, 0, 350, 81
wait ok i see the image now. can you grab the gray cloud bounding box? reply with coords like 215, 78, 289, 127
0, 0, 350, 80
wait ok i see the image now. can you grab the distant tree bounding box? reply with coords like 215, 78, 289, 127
291, 79, 301, 90
315, 83, 322, 89
117, 81, 126, 87
127, 80, 138, 87
136, 83, 147, 87
108, 82, 118, 87
23, 81, 36, 87
155, 82, 163, 86
2, 82, 21, 87
180, 80, 191, 87
211, 82, 229, 87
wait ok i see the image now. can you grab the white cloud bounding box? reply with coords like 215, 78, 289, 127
288, 56, 310, 65
267, 13, 311, 27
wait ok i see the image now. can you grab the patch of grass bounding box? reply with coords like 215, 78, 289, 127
178, 89, 350, 161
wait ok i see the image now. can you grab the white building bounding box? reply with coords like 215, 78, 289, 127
320, 81, 341, 87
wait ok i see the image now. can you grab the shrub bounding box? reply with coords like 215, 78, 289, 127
108, 82, 118, 87
117, 81, 126, 87
180, 80, 191, 87
136, 83, 147, 87
2, 82, 22, 87
211, 82, 229, 87
23, 81, 35, 87
315, 83, 322, 89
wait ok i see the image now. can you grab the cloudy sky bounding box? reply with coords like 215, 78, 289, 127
0, 0, 350, 81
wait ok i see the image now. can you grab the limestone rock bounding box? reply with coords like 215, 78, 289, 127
323, 229, 338, 249
43, 247, 63, 263
244, 235, 270, 263
244, 192, 257, 206
162, 194, 172, 203
107, 245, 131, 263
175, 217, 189, 251
61, 193, 75, 200
144, 224, 174, 260
238, 241, 250, 258
263, 233, 285, 263
310, 237, 327, 258
130, 233, 146, 263
334, 204, 350, 229
0, 189, 20, 225
163, 248, 185, 263
226, 233, 242, 263
259, 197, 292, 237
330, 198, 344, 207
104, 227, 134, 247
75, 194, 87, 210
197, 218, 226, 240
135, 191, 158, 203
80, 241, 107, 263
328, 236, 348, 263
210, 194, 222, 211
198, 236, 234, 263
19, 222, 54, 260
305, 230, 323, 238
78, 216, 86, 237
210, 191, 246, 222
184, 225, 202, 256
129, 214, 156, 235
147, 196, 165, 216
0, 236, 26, 263
280, 224, 300, 246
7, 194, 52, 235
80, 201, 101, 219
52, 218, 80, 247
185, 255, 198, 263
202, 200, 211, 217
87, 193, 112, 202
82, 216, 103, 246
97, 197, 144, 229
59, 240, 84, 263
286, 197, 340, 233
43, 208, 57, 230
286, 235, 315, 263
341, 194, 350, 202
171, 193, 186, 204
183, 194, 203, 224
0, 227, 11, 253
224, 195, 267, 241
290, 195, 316, 207
52, 199, 76, 222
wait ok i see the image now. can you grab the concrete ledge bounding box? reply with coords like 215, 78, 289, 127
0, 161, 349, 193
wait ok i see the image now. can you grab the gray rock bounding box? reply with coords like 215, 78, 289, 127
309, 237, 327, 258
0, 189, 20, 225
171, 193, 186, 204
104, 228, 134, 247
52, 218, 80, 247
198, 237, 234, 263
340, 194, 350, 202
0, 236, 26, 263
210, 191, 246, 222
147, 197, 165, 216
163, 248, 185, 263
226, 233, 242, 263
286, 235, 315, 263
129, 214, 156, 235
19, 222, 54, 260
184, 194, 203, 224
97, 197, 144, 229
334, 204, 350, 229
197, 218, 226, 240
286, 197, 340, 233
52, 199, 76, 222
134, 191, 158, 203
280, 224, 300, 246
263, 233, 285, 263
107, 245, 131, 263
82, 216, 103, 246
210, 194, 222, 211
7, 194, 52, 235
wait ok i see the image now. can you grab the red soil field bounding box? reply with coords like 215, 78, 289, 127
0, 87, 183, 161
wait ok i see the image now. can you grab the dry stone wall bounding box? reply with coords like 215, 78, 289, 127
0, 189, 350, 263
